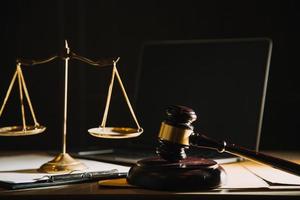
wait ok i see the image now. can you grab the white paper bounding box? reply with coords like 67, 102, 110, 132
220, 163, 269, 189
0, 153, 130, 184
242, 162, 300, 185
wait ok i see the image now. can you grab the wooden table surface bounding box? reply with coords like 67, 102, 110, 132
0, 151, 300, 200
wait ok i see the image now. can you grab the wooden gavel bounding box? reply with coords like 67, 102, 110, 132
156, 105, 300, 176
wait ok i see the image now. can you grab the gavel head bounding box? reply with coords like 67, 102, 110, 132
156, 105, 197, 161
128, 105, 226, 190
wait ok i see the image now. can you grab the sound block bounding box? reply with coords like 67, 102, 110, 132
127, 157, 226, 191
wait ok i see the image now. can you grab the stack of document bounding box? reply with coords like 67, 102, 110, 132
0, 153, 129, 189
241, 161, 300, 189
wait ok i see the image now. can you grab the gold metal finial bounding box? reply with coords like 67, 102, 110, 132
65, 40, 70, 55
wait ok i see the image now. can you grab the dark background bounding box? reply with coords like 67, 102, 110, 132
0, 0, 299, 152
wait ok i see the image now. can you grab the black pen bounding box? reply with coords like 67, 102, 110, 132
38, 169, 127, 183
6, 169, 127, 190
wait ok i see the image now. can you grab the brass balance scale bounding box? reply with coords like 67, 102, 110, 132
0, 41, 143, 173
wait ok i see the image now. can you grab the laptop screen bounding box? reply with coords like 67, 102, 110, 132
133, 38, 272, 151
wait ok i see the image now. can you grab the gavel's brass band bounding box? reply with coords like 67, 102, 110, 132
158, 122, 192, 145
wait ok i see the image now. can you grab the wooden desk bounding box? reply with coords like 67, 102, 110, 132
2, 182, 300, 200
0, 151, 300, 200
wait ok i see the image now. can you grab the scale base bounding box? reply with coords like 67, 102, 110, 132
38, 153, 87, 173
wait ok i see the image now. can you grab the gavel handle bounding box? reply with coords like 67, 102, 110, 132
190, 133, 300, 177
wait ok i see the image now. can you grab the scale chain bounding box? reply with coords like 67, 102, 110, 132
17, 64, 27, 131
114, 65, 141, 130
100, 58, 141, 130
0, 70, 18, 118
18, 64, 39, 127
100, 62, 116, 128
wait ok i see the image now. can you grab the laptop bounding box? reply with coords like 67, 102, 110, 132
76, 38, 272, 165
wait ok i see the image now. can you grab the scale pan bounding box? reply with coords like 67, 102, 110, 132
0, 125, 46, 136
88, 127, 143, 139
